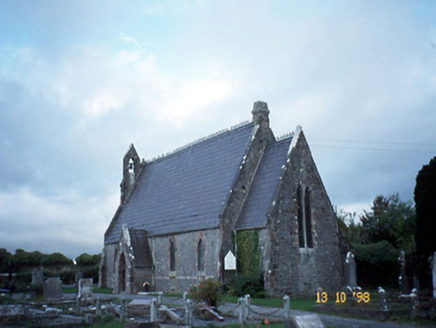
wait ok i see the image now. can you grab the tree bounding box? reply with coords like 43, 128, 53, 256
43, 252, 73, 266
414, 156, 436, 288
335, 208, 363, 244
360, 193, 415, 252
0, 248, 12, 272
75, 253, 101, 266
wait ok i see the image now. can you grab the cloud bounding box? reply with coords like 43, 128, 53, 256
1, 0, 436, 256
159, 79, 234, 127
0, 187, 118, 257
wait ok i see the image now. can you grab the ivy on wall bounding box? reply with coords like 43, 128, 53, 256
236, 230, 260, 277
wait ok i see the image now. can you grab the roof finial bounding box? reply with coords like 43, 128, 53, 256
252, 101, 270, 128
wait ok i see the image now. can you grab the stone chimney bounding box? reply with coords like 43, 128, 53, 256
252, 101, 270, 128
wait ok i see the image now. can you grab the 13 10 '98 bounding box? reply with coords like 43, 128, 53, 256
316, 291, 370, 304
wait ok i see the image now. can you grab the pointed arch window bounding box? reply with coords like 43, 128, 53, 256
197, 239, 204, 272
305, 187, 313, 248
169, 239, 176, 272
296, 184, 313, 248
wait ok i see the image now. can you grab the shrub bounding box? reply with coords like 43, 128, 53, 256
226, 274, 265, 297
100, 313, 116, 323
188, 279, 222, 307
82, 266, 99, 283
353, 241, 399, 288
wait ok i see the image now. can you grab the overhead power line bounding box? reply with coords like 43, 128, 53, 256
309, 138, 436, 154
310, 138, 436, 147
310, 144, 435, 154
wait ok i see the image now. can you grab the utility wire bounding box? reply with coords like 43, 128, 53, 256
310, 138, 436, 147
311, 144, 435, 154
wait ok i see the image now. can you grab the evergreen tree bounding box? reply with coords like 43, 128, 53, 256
414, 157, 436, 288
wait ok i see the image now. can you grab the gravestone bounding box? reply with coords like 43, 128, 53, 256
410, 288, 419, 319
344, 251, 357, 287
43, 277, 62, 299
74, 272, 83, 287
378, 286, 388, 311
77, 278, 93, 301
31, 268, 43, 285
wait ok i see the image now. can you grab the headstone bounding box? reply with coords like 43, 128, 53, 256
74, 272, 83, 287
43, 277, 62, 299
432, 251, 436, 298
150, 298, 158, 322
77, 278, 93, 301
85, 313, 94, 325
283, 295, 290, 322
96, 298, 102, 316
378, 286, 388, 312
31, 268, 43, 285
398, 250, 409, 294
409, 288, 419, 319
344, 251, 357, 287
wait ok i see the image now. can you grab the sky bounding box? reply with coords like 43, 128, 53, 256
1, 0, 436, 259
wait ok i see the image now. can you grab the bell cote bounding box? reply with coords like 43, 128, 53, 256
121, 144, 141, 205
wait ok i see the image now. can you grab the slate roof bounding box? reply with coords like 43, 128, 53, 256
235, 136, 292, 230
129, 229, 153, 267
105, 122, 254, 244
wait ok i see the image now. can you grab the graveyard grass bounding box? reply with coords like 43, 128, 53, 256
222, 295, 315, 311
62, 286, 113, 294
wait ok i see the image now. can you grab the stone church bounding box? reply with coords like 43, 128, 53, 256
100, 101, 343, 296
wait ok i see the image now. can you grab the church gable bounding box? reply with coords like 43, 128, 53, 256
265, 126, 342, 295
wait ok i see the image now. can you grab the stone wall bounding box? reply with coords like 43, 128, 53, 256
151, 228, 221, 293
265, 128, 342, 296
101, 243, 117, 289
